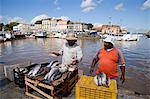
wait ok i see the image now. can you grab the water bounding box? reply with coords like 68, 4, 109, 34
0, 37, 150, 94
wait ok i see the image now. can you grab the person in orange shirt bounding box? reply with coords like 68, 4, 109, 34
90, 38, 125, 83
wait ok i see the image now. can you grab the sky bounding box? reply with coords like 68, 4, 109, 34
0, 0, 150, 32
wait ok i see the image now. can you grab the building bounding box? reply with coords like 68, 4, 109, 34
42, 18, 69, 33
41, 18, 88, 33
42, 18, 51, 32
100, 25, 121, 34
13, 23, 31, 33
57, 19, 68, 32
67, 21, 88, 32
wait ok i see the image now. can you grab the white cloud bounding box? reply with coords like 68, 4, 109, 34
54, 0, 58, 5
141, 0, 150, 10
0, 16, 3, 21
0, 16, 28, 24
97, 0, 103, 4
52, 16, 69, 20
54, 0, 61, 10
56, 7, 61, 10
31, 14, 49, 23
7, 16, 28, 24
115, 3, 125, 11
80, 0, 96, 12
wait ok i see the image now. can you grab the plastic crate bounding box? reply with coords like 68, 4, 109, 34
76, 75, 117, 99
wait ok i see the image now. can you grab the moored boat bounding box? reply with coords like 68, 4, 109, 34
35, 31, 47, 38
102, 32, 139, 41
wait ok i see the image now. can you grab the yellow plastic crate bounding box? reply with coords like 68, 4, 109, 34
76, 75, 117, 99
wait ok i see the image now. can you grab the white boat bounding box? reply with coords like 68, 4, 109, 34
102, 32, 139, 41
5, 32, 15, 40
35, 32, 47, 38
102, 33, 123, 41
0, 31, 15, 41
122, 34, 139, 41
0, 33, 5, 42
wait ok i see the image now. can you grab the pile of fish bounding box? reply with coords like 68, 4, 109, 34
27, 60, 70, 83
94, 72, 110, 87
14, 67, 28, 74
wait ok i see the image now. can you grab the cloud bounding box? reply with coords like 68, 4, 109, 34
54, 0, 61, 10
52, 16, 69, 20
54, 0, 58, 5
115, 3, 125, 11
56, 7, 61, 10
80, 0, 96, 12
0, 16, 3, 21
7, 16, 28, 24
97, 0, 103, 4
141, 0, 150, 10
31, 14, 49, 23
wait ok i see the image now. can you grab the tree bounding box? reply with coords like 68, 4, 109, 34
0, 23, 4, 31
4, 22, 19, 31
9, 22, 19, 30
4, 24, 11, 31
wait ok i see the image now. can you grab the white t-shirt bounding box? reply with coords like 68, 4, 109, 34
59, 42, 83, 65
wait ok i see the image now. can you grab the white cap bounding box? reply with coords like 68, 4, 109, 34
103, 37, 114, 45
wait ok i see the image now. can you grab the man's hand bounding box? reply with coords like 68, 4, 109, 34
120, 66, 125, 84
120, 74, 125, 84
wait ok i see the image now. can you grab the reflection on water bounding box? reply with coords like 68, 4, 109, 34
1, 37, 150, 69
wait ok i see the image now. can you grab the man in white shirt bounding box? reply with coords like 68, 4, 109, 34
50, 33, 83, 66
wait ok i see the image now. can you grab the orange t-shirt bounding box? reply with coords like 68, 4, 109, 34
95, 48, 125, 79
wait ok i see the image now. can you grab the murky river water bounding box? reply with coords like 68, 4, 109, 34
0, 37, 150, 95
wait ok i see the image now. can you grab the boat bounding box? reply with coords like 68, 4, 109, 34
35, 31, 47, 38
0, 31, 15, 42
102, 32, 139, 41
0, 32, 6, 42
5, 32, 15, 40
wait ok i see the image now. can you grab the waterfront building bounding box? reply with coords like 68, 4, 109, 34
94, 24, 128, 34
67, 21, 88, 33
13, 23, 31, 33
42, 18, 52, 32
100, 25, 121, 34
42, 18, 68, 33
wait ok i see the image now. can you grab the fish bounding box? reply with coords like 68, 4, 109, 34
44, 67, 59, 80
50, 69, 61, 81
15, 67, 28, 73
44, 67, 62, 83
94, 72, 110, 87
47, 60, 60, 69
28, 64, 41, 77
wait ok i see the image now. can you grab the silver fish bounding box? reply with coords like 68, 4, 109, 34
44, 67, 58, 80
47, 60, 60, 69
94, 72, 110, 87
28, 65, 41, 77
